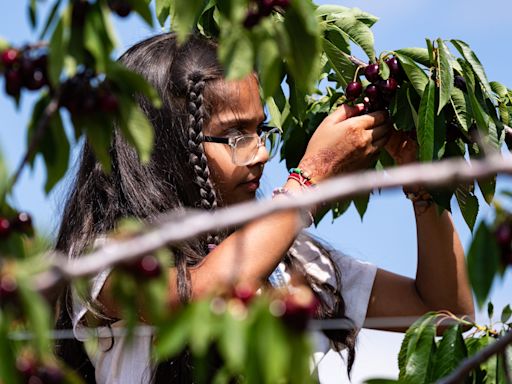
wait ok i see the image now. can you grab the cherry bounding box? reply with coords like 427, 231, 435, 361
364, 84, 380, 102
122, 255, 162, 279
274, 0, 290, 8
454, 75, 467, 93
364, 63, 380, 83
0, 217, 11, 238
378, 77, 398, 95
495, 222, 512, 247
1, 48, 19, 68
108, 0, 132, 17
11, 212, 33, 234
243, 10, 261, 29
233, 284, 255, 305
99, 92, 119, 113
16, 356, 38, 378
38, 365, 64, 383
345, 81, 362, 101
5, 69, 22, 97
385, 57, 402, 78
0, 275, 18, 304
501, 250, 512, 268
258, 0, 274, 16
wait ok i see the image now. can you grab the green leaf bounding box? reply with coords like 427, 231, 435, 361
80, 116, 113, 172
501, 304, 512, 323
490, 81, 509, 99
29, 0, 37, 28
417, 79, 436, 161
218, 313, 247, 371
0, 313, 18, 384
395, 48, 431, 67
478, 176, 497, 205
379, 60, 390, 80
172, 0, 205, 42
353, 192, 370, 220
488, 301, 495, 319
39, 0, 63, 39
130, 0, 153, 26
333, 15, 375, 61
450, 88, 471, 132
322, 38, 355, 88
155, 0, 171, 26
389, 84, 415, 132
218, 27, 254, 80
118, 96, 155, 163
318, 6, 379, 27
436, 38, 454, 115
324, 24, 351, 54
283, 1, 321, 91
84, 5, 114, 73
455, 184, 478, 231
399, 313, 437, 383
154, 308, 192, 359
467, 221, 501, 308
451, 40, 494, 101
48, 17, 66, 87
431, 325, 467, 381
257, 39, 281, 99
395, 52, 429, 97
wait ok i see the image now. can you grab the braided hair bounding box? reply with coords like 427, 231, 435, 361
54, 32, 358, 381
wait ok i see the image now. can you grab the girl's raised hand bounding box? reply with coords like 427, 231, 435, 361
298, 104, 393, 182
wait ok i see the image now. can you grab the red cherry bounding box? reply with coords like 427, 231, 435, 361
345, 81, 362, 101
364, 84, 380, 102
258, 0, 274, 16
385, 57, 402, 78
108, 0, 132, 17
233, 285, 255, 305
99, 92, 119, 113
364, 63, 380, 83
0, 217, 11, 238
1, 48, 19, 68
243, 10, 261, 29
25, 69, 47, 91
5, 69, 22, 97
274, 0, 290, 8
16, 356, 38, 378
378, 77, 398, 95
11, 212, 33, 234
0, 275, 18, 304
454, 75, 467, 93
495, 222, 512, 247
122, 255, 162, 279
38, 365, 64, 383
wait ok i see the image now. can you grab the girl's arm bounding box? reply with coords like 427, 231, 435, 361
365, 131, 475, 332
98, 105, 392, 313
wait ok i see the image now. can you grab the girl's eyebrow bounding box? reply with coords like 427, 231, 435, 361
217, 114, 268, 133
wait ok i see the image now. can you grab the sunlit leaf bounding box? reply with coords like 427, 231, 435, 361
436, 38, 453, 114
417, 79, 435, 161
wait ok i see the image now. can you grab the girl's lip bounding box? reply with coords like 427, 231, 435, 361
243, 180, 260, 191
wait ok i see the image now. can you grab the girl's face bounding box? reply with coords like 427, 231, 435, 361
203, 75, 268, 206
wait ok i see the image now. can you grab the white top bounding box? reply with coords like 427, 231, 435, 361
72, 236, 377, 384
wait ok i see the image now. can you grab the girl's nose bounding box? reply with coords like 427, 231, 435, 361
251, 142, 270, 165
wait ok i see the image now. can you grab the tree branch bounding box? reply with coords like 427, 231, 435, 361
437, 330, 512, 384
34, 153, 512, 292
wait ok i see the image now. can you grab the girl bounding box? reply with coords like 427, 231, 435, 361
55, 33, 474, 383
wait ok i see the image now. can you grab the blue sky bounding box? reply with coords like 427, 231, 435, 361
1, 1, 511, 382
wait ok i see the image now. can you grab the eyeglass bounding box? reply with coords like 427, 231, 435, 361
202, 126, 281, 166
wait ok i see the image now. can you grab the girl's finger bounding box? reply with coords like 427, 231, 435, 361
329, 103, 366, 123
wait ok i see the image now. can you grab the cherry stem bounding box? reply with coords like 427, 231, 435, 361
353, 65, 364, 82
8, 97, 60, 192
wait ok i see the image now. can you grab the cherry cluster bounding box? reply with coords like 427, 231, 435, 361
1, 46, 48, 98
494, 221, 512, 268
60, 70, 120, 116
16, 355, 64, 384
244, 0, 290, 29
345, 56, 403, 113
0, 212, 33, 239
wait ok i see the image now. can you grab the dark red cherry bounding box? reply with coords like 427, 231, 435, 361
11, 212, 33, 234
1, 48, 19, 68
385, 57, 402, 78
378, 77, 398, 95
15, 355, 38, 378
454, 75, 467, 93
364, 63, 380, 83
243, 10, 261, 29
99, 92, 119, 113
345, 81, 362, 101
5, 69, 22, 97
274, 0, 290, 8
25, 69, 47, 91
258, 0, 274, 16
364, 84, 380, 102
233, 284, 255, 305
38, 365, 65, 383
108, 0, 132, 17
495, 222, 512, 247
0, 217, 11, 238
501, 250, 512, 268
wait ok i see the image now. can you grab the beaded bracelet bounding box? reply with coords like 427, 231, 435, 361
288, 167, 315, 187
272, 187, 315, 227
403, 187, 434, 213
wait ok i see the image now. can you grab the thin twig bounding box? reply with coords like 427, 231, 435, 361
503, 348, 512, 384
33, 153, 512, 293
437, 330, 512, 384
9, 97, 60, 189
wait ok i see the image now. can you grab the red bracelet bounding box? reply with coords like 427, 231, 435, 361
288, 172, 314, 187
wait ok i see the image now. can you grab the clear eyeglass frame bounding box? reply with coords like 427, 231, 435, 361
202, 126, 281, 166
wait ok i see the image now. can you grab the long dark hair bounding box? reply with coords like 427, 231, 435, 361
54, 33, 357, 382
